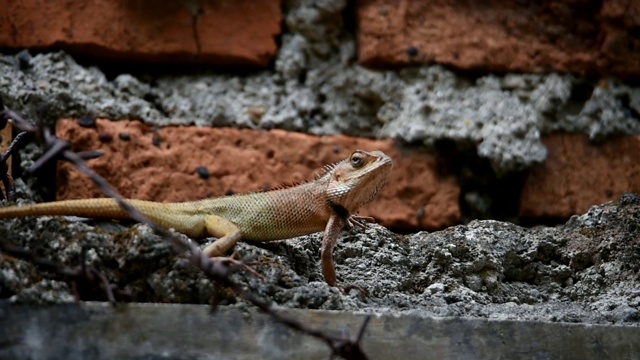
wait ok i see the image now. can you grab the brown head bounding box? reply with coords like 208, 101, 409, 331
324, 150, 393, 214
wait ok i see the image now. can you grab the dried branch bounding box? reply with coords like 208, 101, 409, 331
0, 99, 370, 359
0, 123, 32, 201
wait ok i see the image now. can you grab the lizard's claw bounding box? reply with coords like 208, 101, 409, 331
346, 215, 375, 231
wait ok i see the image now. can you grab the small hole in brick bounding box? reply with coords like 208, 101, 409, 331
78, 115, 96, 128
196, 166, 210, 180
98, 132, 113, 143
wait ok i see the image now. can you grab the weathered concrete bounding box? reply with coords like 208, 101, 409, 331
0, 302, 638, 360
1, 0, 639, 175
2, 192, 640, 326
1, 0, 639, 345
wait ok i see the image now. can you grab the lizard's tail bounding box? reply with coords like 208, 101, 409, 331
0, 198, 159, 220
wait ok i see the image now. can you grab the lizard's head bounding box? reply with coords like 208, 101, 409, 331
325, 150, 393, 213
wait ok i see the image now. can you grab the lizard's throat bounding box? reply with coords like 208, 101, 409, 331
326, 179, 386, 213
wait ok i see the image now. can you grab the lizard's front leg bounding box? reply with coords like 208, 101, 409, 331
320, 214, 346, 287
202, 215, 242, 257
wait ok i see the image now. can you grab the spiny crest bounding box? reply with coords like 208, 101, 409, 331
255, 158, 344, 193
259, 180, 304, 192
315, 161, 342, 180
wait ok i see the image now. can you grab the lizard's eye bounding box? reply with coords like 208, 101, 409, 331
350, 153, 364, 168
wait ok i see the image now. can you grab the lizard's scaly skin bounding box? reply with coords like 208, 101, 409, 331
0, 150, 393, 286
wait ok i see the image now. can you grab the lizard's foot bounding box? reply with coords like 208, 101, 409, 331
339, 283, 369, 297
207, 255, 264, 279
346, 215, 375, 231
228, 251, 265, 279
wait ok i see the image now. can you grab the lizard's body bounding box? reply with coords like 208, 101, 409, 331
2, 182, 332, 240
0, 150, 393, 286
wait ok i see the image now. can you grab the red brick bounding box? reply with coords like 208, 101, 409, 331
357, 0, 640, 79
55, 119, 461, 231
0, 0, 281, 67
520, 133, 640, 219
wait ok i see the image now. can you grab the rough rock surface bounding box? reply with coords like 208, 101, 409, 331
2, 180, 640, 325
521, 133, 640, 219
54, 118, 461, 231
0, 0, 281, 67
357, 0, 640, 79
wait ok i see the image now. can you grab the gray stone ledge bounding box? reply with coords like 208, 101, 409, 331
1, 301, 638, 360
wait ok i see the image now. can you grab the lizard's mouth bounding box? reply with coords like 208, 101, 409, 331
368, 155, 393, 180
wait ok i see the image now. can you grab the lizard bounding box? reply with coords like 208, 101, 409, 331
0, 150, 393, 287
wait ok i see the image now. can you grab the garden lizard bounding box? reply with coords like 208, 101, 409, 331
0, 150, 393, 287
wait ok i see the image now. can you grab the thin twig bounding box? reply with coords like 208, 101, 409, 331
0, 129, 32, 200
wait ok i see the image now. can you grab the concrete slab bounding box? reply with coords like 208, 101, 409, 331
1, 301, 638, 359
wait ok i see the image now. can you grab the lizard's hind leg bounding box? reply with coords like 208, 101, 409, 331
202, 215, 242, 257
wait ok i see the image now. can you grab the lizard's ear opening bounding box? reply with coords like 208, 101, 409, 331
332, 166, 346, 181
330, 160, 353, 182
